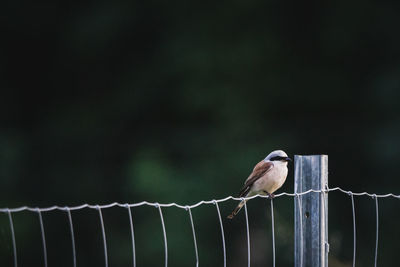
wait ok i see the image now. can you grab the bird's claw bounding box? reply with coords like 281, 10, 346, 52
263, 191, 275, 199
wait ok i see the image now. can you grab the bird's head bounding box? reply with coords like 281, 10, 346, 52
264, 150, 292, 163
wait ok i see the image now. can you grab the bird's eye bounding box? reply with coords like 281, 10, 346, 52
270, 156, 280, 161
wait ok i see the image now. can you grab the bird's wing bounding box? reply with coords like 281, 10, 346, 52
238, 161, 274, 197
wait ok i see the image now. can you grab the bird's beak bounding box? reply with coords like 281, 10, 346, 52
285, 157, 292, 162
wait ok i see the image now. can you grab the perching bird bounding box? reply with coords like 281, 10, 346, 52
227, 150, 291, 219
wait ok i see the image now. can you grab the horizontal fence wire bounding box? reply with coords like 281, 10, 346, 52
1, 187, 398, 213
0, 187, 398, 267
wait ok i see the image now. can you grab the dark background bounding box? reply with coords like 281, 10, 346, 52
1, 1, 400, 266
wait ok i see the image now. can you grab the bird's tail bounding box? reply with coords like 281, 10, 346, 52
227, 199, 247, 219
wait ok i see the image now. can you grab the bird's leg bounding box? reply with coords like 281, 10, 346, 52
263, 191, 275, 199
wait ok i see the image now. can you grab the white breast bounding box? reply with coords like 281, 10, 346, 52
253, 161, 288, 194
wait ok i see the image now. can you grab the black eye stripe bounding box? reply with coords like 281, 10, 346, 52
270, 156, 289, 161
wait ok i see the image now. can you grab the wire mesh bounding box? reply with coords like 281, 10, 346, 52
0, 187, 398, 267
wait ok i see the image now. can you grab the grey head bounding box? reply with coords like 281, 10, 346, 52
264, 150, 292, 162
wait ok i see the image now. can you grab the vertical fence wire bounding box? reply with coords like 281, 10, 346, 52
7, 210, 18, 267
296, 194, 303, 267
126, 205, 137, 267
4, 187, 400, 267
243, 200, 251, 267
187, 207, 199, 267
350, 194, 356, 267
37, 209, 48, 267
214, 201, 226, 267
270, 198, 276, 267
97, 206, 109, 267
374, 195, 379, 267
66, 208, 77, 267
321, 189, 328, 264
157, 204, 168, 267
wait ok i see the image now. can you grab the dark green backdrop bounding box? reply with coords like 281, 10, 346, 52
1, 1, 400, 266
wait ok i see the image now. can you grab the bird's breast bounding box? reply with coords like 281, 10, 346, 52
253, 165, 288, 194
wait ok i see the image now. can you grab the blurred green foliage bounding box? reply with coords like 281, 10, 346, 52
1, 0, 400, 266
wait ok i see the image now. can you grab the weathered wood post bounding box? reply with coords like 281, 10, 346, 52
294, 155, 329, 267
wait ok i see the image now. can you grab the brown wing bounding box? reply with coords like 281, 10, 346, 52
238, 161, 274, 197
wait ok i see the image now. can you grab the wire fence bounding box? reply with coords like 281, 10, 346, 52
0, 187, 399, 267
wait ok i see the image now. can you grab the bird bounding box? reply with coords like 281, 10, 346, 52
227, 150, 291, 219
